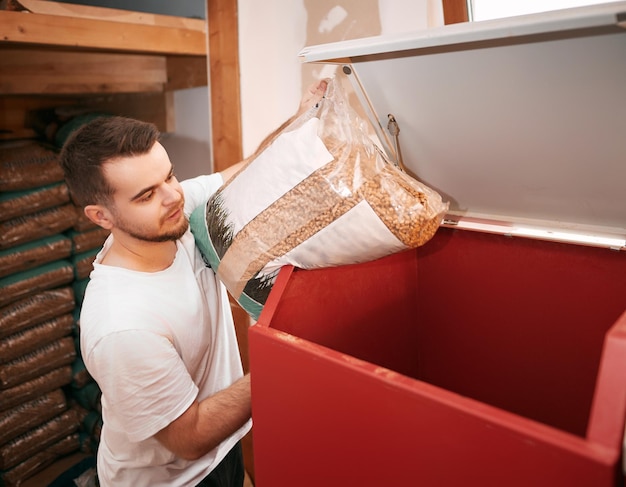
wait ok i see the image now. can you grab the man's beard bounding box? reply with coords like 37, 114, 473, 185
130, 218, 189, 242
113, 210, 189, 243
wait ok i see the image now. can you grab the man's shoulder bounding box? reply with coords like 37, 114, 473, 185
182, 173, 224, 215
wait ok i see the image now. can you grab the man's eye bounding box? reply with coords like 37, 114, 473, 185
139, 191, 154, 202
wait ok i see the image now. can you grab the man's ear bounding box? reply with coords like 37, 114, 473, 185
84, 205, 114, 230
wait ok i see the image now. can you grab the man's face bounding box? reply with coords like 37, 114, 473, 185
103, 142, 188, 242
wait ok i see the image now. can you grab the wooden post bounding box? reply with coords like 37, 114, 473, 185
442, 0, 470, 24
207, 0, 243, 173
206, 1, 255, 483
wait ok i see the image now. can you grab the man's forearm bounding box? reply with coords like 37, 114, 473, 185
154, 374, 251, 460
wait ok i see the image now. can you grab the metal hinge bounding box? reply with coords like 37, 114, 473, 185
387, 114, 408, 172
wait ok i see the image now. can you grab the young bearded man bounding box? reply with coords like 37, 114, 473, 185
60, 80, 327, 487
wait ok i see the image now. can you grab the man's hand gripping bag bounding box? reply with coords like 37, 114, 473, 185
190, 78, 449, 320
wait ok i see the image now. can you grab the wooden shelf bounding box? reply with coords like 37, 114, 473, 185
0, 1, 208, 95
0, 1, 207, 56
0, 1, 209, 137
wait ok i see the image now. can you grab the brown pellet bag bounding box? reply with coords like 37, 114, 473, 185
0, 203, 78, 250
0, 389, 67, 444
0, 287, 75, 339
0, 259, 75, 308
191, 77, 448, 319
0, 234, 72, 279
0, 182, 70, 223
0, 313, 74, 364
67, 227, 110, 253
0, 336, 76, 390
0, 140, 64, 192
0, 366, 73, 413
0, 433, 80, 487
0, 408, 79, 470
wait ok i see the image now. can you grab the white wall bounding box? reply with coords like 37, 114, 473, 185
160, 87, 212, 181
238, 1, 307, 158
238, 0, 443, 157
163, 0, 445, 178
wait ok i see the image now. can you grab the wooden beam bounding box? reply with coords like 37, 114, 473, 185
207, 0, 243, 172
17, 0, 206, 32
166, 56, 208, 91
207, 1, 253, 480
442, 0, 469, 24
0, 9, 207, 55
0, 48, 167, 95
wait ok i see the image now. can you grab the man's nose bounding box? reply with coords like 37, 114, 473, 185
162, 182, 182, 205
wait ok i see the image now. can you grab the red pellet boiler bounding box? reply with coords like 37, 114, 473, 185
248, 3, 626, 486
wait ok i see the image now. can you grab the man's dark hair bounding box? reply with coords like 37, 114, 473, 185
59, 116, 160, 208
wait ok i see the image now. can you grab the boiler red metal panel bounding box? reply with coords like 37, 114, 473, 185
249, 4, 626, 485
249, 230, 626, 486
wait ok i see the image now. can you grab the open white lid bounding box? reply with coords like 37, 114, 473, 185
299, 2, 626, 250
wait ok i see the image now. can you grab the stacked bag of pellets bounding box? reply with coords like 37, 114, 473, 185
51, 112, 112, 458
190, 77, 448, 320
69, 307, 104, 457
56, 117, 110, 457
0, 140, 82, 486
66, 216, 106, 457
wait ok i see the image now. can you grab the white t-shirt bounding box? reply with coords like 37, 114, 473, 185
80, 174, 251, 487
